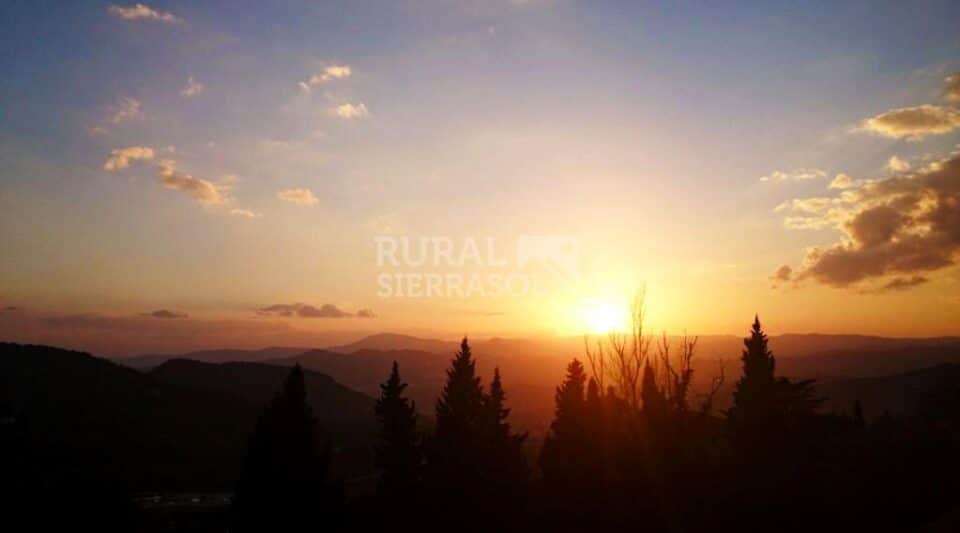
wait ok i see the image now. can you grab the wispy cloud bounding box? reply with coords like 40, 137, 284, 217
298, 65, 352, 92
331, 102, 370, 119
230, 208, 261, 218
143, 309, 188, 319
157, 160, 230, 206
759, 169, 826, 182
828, 173, 862, 190
109, 97, 142, 124
276, 188, 318, 206
180, 76, 204, 97
104, 146, 155, 171
108, 3, 181, 23
860, 104, 960, 140
256, 303, 374, 318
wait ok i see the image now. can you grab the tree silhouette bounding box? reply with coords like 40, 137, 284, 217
726, 315, 780, 449
852, 399, 865, 427
477, 367, 529, 517
231, 364, 340, 532
725, 316, 826, 527
539, 359, 591, 486
640, 362, 666, 419
374, 361, 420, 499
424, 337, 487, 516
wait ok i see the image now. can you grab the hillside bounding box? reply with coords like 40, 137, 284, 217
149, 358, 376, 444
1, 343, 377, 494
818, 363, 960, 420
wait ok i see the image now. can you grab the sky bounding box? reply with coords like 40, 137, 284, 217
2, 0, 960, 355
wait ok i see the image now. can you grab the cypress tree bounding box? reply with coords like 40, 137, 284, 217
374, 361, 420, 499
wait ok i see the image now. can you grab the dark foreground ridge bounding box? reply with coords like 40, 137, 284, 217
4, 317, 960, 532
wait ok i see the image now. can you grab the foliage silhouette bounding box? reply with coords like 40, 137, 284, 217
374, 361, 421, 499
231, 364, 342, 532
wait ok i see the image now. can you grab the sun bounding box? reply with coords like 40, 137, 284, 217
579, 299, 628, 334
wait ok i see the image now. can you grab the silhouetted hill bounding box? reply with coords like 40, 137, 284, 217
120, 346, 311, 370
1, 343, 378, 495
771, 334, 960, 360
1, 342, 251, 491
269, 349, 449, 422
818, 363, 960, 420
149, 358, 376, 444
111, 333, 960, 437
777, 344, 960, 382
326, 333, 459, 354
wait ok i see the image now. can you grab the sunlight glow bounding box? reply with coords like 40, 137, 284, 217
579, 299, 629, 334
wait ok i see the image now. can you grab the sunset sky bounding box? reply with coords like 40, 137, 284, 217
2, 1, 960, 355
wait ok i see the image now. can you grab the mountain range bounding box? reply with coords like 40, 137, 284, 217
115, 331, 960, 433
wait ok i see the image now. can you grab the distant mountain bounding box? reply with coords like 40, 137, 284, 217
149, 358, 376, 444
325, 333, 459, 354
268, 348, 450, 412
119, 346, 312, 370
770, 334, 960, 360
108, 332, 960, 436
818, 363, 960, 420
1, 343, 377, 494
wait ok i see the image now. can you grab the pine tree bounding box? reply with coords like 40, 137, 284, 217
374, 361, 420, 498
727, 315, 779, 437
726, 315, 824, 502
425, 337, 486, 498
539, 359, 590, 485
231, 364, 340, 532
479, 368, 529, 510
483, 368, 515, 441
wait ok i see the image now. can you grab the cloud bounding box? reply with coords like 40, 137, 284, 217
860, 104, 960, 140
944, 73, 960, 103
144, 309, 188, 319
829, 173, 862, 190
759, 169, 826, 182
109, 97, 142, 124
180, 76, 204, 97
230, 208, 261, 218
779, 151, 960, 290
256, 303, 374, 318
775, 197, 835, 214
332, 102, 370, 119
157, 160, 230, 206
108, 3, 180, 23
878, 275, 929, 292
104, 146, 155, 171
886, 155, 911, 172
770, 264, 792, 287
276, 188, 318, 206
299, 65, 352, 92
